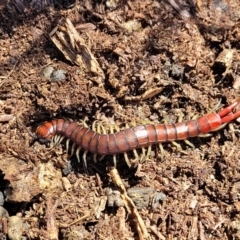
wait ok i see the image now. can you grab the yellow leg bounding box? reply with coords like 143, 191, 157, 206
66, 139, 70, 153
83, 150, 88, 168
76, 146, 81, 162
133, 149, 139, 160
70, 143, 76, 157
145, 145, 152, 161
140, 147, 146, 162
124, 152, 131, 167
93, 154, 97, 163
113, 154, 117, 167
158, 143, 164, 161
184, 139, 195, 148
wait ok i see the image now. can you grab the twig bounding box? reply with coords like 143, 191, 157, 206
108, 167, 149, 240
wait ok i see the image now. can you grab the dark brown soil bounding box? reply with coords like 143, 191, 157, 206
1, 0, 240, 239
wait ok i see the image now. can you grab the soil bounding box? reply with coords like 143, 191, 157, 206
1, 0, 240, 239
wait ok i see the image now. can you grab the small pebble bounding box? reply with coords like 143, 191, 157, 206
50, 69, 66, 82
0, 191, 4, 206
62, 161, 73, 175
39, 66, 54, 80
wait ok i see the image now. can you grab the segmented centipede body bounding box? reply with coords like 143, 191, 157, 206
36, 98, 240, 158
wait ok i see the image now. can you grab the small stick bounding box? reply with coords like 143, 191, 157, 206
108, 167, 149, 240
45, 194, 59, 240
0, 114, 14, 123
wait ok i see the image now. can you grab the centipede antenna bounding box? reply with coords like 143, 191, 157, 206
71, 143, 76, 156
124, 152, 131, 167
76, 147, 81, 162
15, 115, 38, 141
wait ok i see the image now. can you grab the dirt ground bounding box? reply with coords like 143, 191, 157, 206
1, 0, 240, 239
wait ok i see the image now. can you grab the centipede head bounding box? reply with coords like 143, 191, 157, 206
35, 123, 53, 142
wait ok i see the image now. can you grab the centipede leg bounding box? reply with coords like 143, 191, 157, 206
140, 147, 146, 162
113, 154, 117, 167
58, 136, 64, 145
145, 145, 152, 162
198, 133, 212, 137
172, 141, 182, 151
52, 135, 58, 145
184, 139, 195, 148
80, 119, 88, 127
66, 139, 70, 153
70, 143, 76, 157
97, 122, 107, 162
124, 152, 131, 167
51, 135, 64, 148
83, 150, 88, 168
158, 143, 164, 161
133, 149, 139, 160
54, 135, 61, 145
96, 121, 107, 134
172, 141, 189, 154
76, 147, 81, 162
93, 154, 97, 163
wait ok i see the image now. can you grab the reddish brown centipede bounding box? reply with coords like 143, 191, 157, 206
36, 98, 240, 164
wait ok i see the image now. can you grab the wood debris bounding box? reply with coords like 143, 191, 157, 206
109, 167, 149, 240
50, 18, 105, 86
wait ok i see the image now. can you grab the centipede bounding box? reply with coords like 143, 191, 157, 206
36, 98, 240, 167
